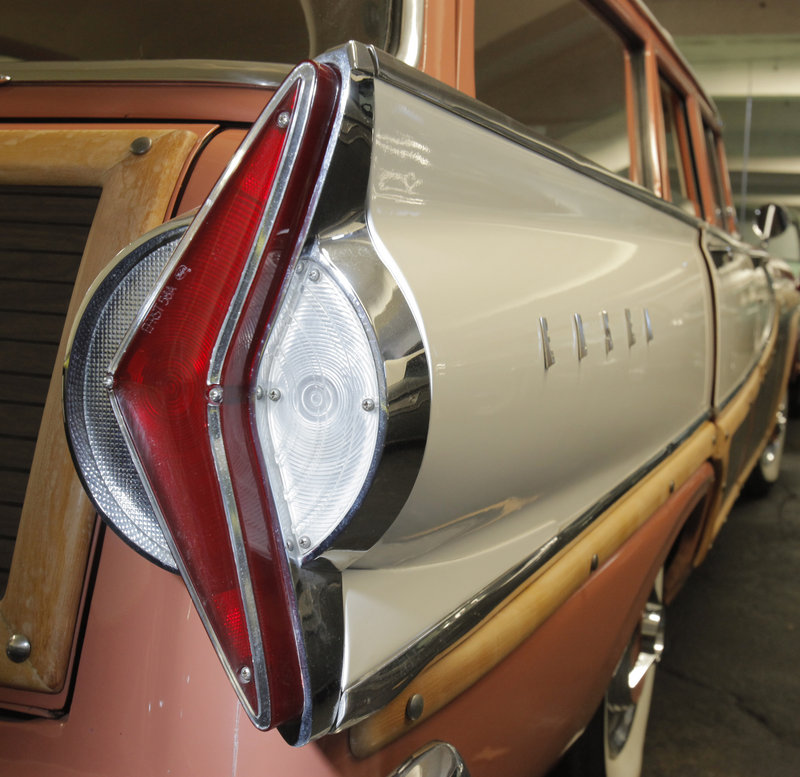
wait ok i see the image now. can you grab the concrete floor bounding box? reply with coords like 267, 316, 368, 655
642, 422, 800, 775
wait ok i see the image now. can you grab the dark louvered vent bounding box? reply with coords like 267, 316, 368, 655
0, 185, 100, 597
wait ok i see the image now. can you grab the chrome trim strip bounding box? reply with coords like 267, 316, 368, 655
0, 59, 290, 87
207, 404, 271, 723
335, 412, 711, 728
393, 0, 425, 69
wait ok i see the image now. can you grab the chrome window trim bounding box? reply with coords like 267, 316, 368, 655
364, 44, 712, 233
0, 59, 291, 87
392, 0, 424, 69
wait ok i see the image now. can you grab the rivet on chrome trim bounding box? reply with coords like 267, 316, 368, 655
208, 386, 223, 404
405, 693, 425, 722
277, 111, 291, 128
102, 373, 114, 390
238, 666, 253, 685
601, 310, 613, 354
539, 317, 556, 370
130, 136, 152, 156
625, 308, 637, 348
574, 313, 588, 360
6, 634, 31, 663
644, 308, 654, 342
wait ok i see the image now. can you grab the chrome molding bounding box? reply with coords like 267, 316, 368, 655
335, 412, 710, 729
392, 0, 425, 69
0, 59, 290, 87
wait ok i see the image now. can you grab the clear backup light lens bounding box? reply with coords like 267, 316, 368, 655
255, 258, 384, 558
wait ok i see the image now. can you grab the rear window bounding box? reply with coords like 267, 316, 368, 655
1, 0, 395, 63
475, 0, 631, 176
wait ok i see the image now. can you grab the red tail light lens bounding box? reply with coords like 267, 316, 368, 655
108, 63, 339, 729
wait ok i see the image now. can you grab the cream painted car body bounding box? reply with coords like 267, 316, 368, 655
0, 2, 796, 777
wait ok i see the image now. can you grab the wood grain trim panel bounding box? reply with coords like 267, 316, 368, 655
0, 128, 197, 696
350, 420, 717, 756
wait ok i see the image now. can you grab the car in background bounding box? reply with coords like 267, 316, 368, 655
0, 2, 796, 776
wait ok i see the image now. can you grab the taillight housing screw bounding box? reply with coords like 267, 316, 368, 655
298, 536, 311, 550
361, 398, 376, 412
102, 373, 114, 390
255, 386, 264, 400
268, 388, 281, 402
276, 111, 290, 129
238, 666, 252, 685
308, 268, 320, 282
208, 386, 223, 404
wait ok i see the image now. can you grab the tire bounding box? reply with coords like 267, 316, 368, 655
747, 391, 788, 496
550, 572, 664, 777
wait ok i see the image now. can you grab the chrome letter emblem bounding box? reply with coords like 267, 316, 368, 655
573, 314, 588, 361
539, 317, 556, 370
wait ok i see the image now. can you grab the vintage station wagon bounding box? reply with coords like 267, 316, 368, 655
0, 1, 795, 776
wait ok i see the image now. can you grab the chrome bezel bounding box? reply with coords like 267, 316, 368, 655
105, 63, 334, 732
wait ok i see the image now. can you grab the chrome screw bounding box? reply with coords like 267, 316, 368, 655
238, 666, 253, 685
298, 536, 311, 550
285, 539, 295, 552
102, 373, 114, 390
130, 136, 152, 156
255, 386, 264, 400
361, 398, 376, 412
276, 111, 290, 129
405, 693, 424, 722
208, 386, 223, 404
296, 261, 306, 275
6, 634, 31, 664
308, 268, 320, 282
268, 388, 281, 402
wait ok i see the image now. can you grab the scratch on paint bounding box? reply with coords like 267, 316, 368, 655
232, 702, 240, 776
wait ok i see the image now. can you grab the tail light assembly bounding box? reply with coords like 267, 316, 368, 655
64, 47, 430, 742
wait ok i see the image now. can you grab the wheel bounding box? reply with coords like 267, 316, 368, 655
747, 391, 788, 496
602, 571, 664, 777
550, 572, 664, 777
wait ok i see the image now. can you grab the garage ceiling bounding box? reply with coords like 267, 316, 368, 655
649, 0, 800, 216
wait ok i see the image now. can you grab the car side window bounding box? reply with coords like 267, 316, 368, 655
474, 0, 632, 177
660, 80, 701, 216
703, 126, 728, 228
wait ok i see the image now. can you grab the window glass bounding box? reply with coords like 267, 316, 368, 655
1, 0, 394, 63
704, 126, 727, 226
660, 80, 700, 215
475, 0, 631, 176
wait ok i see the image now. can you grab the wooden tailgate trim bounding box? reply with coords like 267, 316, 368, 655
0, 128, 197, 698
